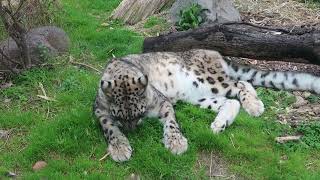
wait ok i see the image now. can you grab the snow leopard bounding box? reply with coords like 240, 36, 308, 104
94, 49, 320, 162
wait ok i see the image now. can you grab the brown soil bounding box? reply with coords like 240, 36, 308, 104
235, 0, 320, 26
195, 151, 241, 179
278, 91, 320, 126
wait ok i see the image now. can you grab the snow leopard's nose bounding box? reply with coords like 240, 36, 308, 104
120, 118, 140, 131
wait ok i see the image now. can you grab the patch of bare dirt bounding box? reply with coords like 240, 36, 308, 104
278, 91, 320, 126
195, 151, 242, 179
235, 0, 320, 26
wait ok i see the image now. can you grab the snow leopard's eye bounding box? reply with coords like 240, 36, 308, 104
137, 75, 148, 87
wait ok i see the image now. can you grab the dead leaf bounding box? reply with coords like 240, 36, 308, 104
37, 95, 56, 101
101, 22, 109, 27
32, 161, 47, 171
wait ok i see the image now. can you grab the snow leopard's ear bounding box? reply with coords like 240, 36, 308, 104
137, 75, 148, 88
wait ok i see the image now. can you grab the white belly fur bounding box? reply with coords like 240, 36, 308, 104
148, 63, 214, 103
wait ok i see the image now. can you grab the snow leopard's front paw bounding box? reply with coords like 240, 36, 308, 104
211, 121, 227, 134
164, 132, 188, 155
241, 93, 264, 117
108, 135, 132, 162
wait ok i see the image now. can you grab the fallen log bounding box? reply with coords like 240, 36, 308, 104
143, 23, 320, 65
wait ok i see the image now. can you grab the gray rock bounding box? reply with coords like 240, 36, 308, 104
170, 0, 241, 24
0, 26, 70, 72
0, 129, 9, 139
5, 171, 17, 178
293, 95, 308, 108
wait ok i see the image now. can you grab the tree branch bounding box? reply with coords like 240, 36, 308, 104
0, 0, 31, 69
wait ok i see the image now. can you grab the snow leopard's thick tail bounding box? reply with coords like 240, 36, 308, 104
225, 60, 320, 94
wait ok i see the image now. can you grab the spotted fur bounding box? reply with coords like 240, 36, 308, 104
94, 49, 320, 162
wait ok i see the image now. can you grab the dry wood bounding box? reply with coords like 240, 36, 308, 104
0, 0, 31, 69
275, 135, 302, 144
69, 56, 102, 73
37, 82, 56, 101
99, 152, 110, 161
143, 22, 320, 65
110, 0, 174, 25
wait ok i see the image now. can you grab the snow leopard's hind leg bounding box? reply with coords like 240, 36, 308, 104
192, 81, 264, 133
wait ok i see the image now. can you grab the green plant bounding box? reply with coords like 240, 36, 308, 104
298, 122, 320, 149
37, 44, 51, 62
299, 0, 320, 8
307, 94, 320, 103
176, 4, 205, 31
303, 0, 320, 3
144, 16, 165, 28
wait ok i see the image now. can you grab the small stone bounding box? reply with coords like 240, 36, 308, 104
293, 66, 298, 71
0, 130, 9, 139
5, 171, 17, 177
303, 92, 311, 98
32, 161, 47, 171
293, 96, 308, 108
101, 22, 109, 27
308, 111, 315, 116
128, 173, 140, 180
292, 91, 302, 96
312, 106, 320, 114
251, 60, 258, 65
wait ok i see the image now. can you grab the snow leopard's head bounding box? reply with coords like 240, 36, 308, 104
100, 60, 148, 130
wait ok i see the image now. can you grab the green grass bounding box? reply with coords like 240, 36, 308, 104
1, 0, 320, 179
142, 16, 171, 36
299, 0, 320, 8
144, 16, 167, 29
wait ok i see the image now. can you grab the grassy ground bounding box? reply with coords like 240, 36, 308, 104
1, 0, 320, 179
